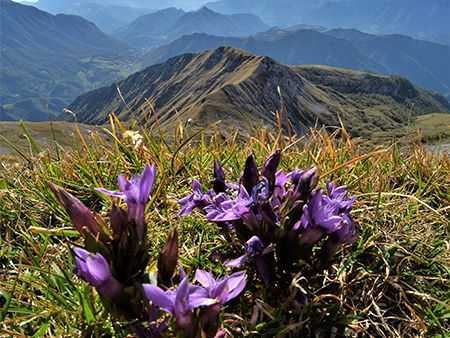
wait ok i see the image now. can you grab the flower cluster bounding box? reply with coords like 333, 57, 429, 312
143, 269, 246, 338
48, 163, 159, 321
49, 163, 246, 337
178, 150, 358, 288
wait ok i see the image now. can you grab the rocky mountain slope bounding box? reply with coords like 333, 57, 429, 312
0, 0, 134, 121
57, 47, 450, 139
140, 28, 449, 95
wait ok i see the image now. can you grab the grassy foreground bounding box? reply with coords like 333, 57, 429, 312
0, 114, 449, 337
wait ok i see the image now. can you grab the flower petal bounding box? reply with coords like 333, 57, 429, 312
143, 284, 175, 315
138, 163, 156, 205
224, 253, 250, 267
85, 252, 111, 284
195, 270, 215, 288
95, 187, 127, 200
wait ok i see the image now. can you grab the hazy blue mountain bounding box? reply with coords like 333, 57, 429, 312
112, 7, 270, 50
138, 28, 448, 95
112, 8, 186, 47
56, 47, 449, 140
205, 0, 322, 27
324, 29, 449, 96
1, 0, 134, 121
28, 0, 210, 13
304, 1, 449, 44
205, 0, 449, 45
140, 29, 389, 74
63, 4, 156, 34
25, 0, 209, 32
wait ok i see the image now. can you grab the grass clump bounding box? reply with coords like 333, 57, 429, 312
0, 112, 449, 337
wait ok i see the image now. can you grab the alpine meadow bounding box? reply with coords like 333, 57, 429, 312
1, 0, 449, 337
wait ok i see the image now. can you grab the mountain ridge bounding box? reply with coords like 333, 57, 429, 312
111, 6, 270, 50
57, 47, 450, 140
139, 28, 449, 96
205, 0, 449, 45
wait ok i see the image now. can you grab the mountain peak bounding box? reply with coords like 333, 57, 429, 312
58, 47, 449, 141
197, 6, 215, 14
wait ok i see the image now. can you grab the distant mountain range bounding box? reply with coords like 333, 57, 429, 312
205, 0, 449, 45
2, 0, 448, 124
111, 7, 270, 50
23, 0, 210, 32
56, 47, 450, 140
139, 28, 450, 96
0, 0, 134, 121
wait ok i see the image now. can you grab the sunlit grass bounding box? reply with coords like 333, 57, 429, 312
1, 111, 449, 337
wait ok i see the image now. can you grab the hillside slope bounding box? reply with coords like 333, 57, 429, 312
0, 0, 134, 121
57, 47, 450, 139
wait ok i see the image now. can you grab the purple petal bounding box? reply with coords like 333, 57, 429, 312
143, 284, 175, 315
85, 252, 111, 283
255, 258, 269, 286
178, 194, 193, 207
241, 155, 259, 195
226, 182, 239, 189
246, 236, 265, 256
192, 179, 202, 195
95, 187, 126, 200
211, 279, 229, 303
317, 216, 343, 232
225, 271, 246, 302
138, 163, 157, 205
117, 175, 131, 201
261, 150, 281, 185
174, 276, 190, 315
224, 253, 250, 267
72, 247, 89, 261
195, 270, 215, 288
189, 294, 220, 309
215, 328, 228, 338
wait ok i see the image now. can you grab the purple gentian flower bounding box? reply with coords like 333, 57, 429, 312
225, 236, 271, 286
214, 328, 228, 338
273, 169, 290, 199
178, 179, 215, 216
251, 177, 269, 205
212, 160, 227, 193
205, 187, 252, 222
47, 181, 110, 243
192, 270, 246, 337
96, 162, 156, 242
296, 189, 343, 246
72, 247, 111, 287
290, 166, 320, 203
321, 215, 358, 263
72, 247, 134, 317
325, 180, 356, 214
143, 277, 216, 337
240, 154, 259, 195
260, 150, 281, 187
130, 304, 169, 338
192, 270, 246, 307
